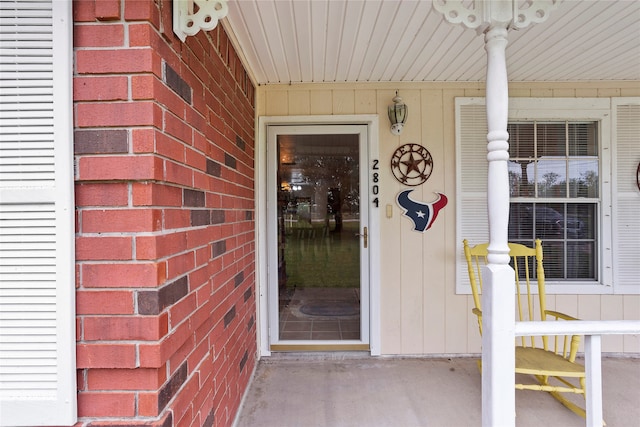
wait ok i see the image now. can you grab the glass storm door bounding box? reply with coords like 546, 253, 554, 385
267, 125, 370, 351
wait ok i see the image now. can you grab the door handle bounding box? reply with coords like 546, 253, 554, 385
355, 226, 368, 248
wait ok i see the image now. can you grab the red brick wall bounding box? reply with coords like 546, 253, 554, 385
73, 1, 256, 426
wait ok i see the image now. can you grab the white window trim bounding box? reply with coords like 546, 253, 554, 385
455, 97, 614, 295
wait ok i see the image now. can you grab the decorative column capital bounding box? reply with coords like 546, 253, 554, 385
432, 0, 560, 33
174, 0, 229, 42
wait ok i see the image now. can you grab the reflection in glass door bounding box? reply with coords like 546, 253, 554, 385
268, 126, 369, 350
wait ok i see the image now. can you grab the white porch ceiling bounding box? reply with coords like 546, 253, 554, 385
223, 0, 640, 85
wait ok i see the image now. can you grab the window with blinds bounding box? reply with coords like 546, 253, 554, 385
507, 121, 599, 281
454, 97, 638, 295
0, 1, 76, 425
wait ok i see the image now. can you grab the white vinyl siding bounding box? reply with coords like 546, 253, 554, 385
0, 0, 76, 425
456, 97, 620, 295
612, 99, 640, 294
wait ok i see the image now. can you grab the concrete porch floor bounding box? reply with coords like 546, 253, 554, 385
234, 354, 640, 427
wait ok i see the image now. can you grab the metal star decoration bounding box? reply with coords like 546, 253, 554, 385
391, 143, 434, 186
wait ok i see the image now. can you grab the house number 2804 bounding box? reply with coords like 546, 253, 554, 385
372, 159, 380, 208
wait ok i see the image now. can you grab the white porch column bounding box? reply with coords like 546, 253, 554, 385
482, 21, 516, 427
432, 2, 559, 426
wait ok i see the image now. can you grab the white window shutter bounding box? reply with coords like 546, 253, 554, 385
0, 1, 76, 425
612, 99, 640, 294
455, 99, 489, 293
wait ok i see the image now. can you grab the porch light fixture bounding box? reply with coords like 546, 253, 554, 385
174, 0, 228, 42
388, 91, 408, 136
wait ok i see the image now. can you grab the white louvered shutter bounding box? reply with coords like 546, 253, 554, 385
455, 99, 489, 292
612, 99, 640, 294
0, 1, 76, 425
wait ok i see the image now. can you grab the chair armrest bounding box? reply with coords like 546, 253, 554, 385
545, 310, 579, 322
543, 310, 581, 361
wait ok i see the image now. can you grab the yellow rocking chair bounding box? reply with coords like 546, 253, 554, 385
463, 239, 587, 419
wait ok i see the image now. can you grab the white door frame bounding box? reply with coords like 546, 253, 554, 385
256, 115, 380, 357
267, 124, 369, 350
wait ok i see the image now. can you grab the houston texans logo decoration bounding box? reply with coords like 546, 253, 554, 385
397, 190, 448, 232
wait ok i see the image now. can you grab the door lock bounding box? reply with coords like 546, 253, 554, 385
355, 226, 368, 248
